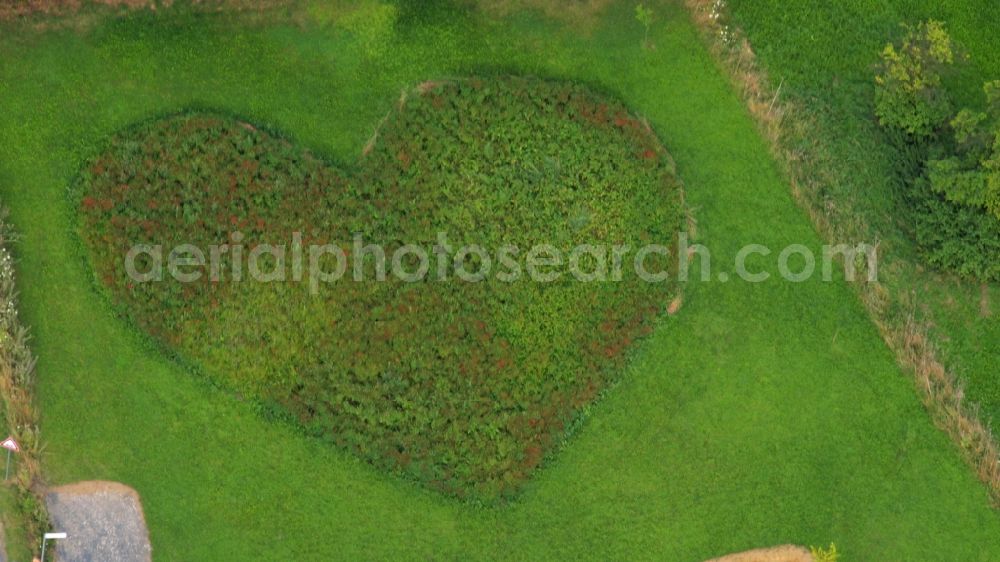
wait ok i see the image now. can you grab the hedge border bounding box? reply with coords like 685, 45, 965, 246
0, 209, 51, 556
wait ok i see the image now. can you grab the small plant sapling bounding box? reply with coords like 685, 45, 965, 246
635, 4, 654, 49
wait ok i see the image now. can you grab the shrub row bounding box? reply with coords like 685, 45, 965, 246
0, 210, 50, 555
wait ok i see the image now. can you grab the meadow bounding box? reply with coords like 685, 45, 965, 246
1, 1, 999, 560
727, 0, 1000, 427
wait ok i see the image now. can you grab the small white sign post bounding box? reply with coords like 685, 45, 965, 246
1, 436, 19, 480
40, 532, 67, 562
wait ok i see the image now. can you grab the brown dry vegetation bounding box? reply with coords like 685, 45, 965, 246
704, 545, 813, 562
49, 480, 141, 497
0, 0, 154, 20
684, 0, 1000, 506
0, 0, 289, 22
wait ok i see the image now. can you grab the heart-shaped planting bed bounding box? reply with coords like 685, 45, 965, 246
76, 77, 685, 500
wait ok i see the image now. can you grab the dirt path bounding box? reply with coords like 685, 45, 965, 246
45, 481, 151, 562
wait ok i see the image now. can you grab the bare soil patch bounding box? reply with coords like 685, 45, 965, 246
704, 545, 813, 562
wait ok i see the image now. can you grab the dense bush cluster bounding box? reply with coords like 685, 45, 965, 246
875, 22, 1000, 280
75, 77, 685, 500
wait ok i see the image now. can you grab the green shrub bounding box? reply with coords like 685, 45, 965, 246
926, 82, 1000, 218
909, 173, 1000, 280
810, 543, 840, 562
74, 77, 685, 500
874, 20, 955, 139
875, 23, 1000, 281
908, 80, 1000, 280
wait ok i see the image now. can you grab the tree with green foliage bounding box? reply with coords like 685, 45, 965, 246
875, 22, 1000, 281
927, 81, 1000, 219
874, 20, 955, 138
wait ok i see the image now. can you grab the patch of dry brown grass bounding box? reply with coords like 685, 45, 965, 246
0, 0, 150, 21
0, 0, 290, 24
667, 294, 683, 315
704, 544, 813, 562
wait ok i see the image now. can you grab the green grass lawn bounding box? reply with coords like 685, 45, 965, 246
1, 1, 999, 560
727, 0, 1000, 427
0, 489, 28, 561
0, 442, 30, 561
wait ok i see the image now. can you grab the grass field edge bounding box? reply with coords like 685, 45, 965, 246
682, 0, 1000, 507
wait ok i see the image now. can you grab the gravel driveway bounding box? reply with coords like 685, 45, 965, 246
45, 481, 151, 562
